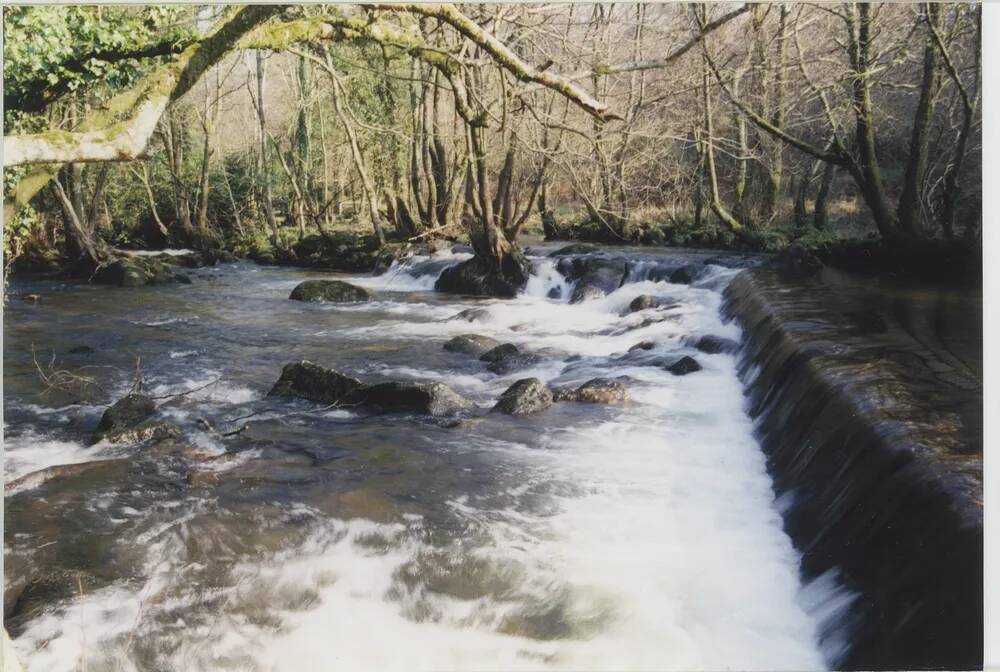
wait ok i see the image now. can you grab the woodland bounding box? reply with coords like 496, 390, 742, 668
3, 3, 983, 289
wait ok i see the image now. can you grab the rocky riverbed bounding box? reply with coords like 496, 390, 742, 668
4, 244, 867, 671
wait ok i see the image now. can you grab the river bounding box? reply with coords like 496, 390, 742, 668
4, 244, 845, 671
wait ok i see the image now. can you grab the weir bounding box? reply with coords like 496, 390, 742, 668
723, 267, 983, 670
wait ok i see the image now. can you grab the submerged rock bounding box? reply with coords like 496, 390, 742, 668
492, 378, 553, 415
480, 344, 542, 374
359, 381, 473, 417
690, 334, 740, 355
268, 361, 366, 404
444, 334, 501, 356
6, 568, 103, 631
629, 341, 656, 352
555, 378, 630, 404
92, 394, 156, 443
435, 252, 533, 298
289, 279, 373, 303
68, 345, 95, 355
665, 356, 702, 376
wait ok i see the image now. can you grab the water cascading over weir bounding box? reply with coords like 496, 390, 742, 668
722, 267, 983, 670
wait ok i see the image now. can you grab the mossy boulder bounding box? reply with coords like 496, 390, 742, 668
492, 378, 553, 415
435, 252, 533, 299
289, 280, 373, 303
92, 394, 156, 444
94, 257, 189, 287
103, 421, 179, 445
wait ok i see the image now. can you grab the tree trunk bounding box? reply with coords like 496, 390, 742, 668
702, 47, 742, 233
327, 67, 386, 245
896, 3, 940, 241
849, 3, 900, 242
256, 51, 280, 245
814, 157, 835, 230
765, 5, 789, 220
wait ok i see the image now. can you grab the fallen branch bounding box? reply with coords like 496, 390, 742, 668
31, 344, 106, 401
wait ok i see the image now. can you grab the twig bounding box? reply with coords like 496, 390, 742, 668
219, 400, 361, 436
31, 343, 105, 401
149, 377, 222, 402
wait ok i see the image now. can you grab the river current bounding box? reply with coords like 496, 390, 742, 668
4, 244, 846, 671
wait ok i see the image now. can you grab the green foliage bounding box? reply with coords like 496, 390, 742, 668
2, 5, 194, 114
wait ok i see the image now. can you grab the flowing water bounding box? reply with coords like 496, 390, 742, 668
4, 245, 839, 671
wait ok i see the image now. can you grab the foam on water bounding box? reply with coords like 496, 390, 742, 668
4, 431, 102, 485
119, 248, 194, 257
9, 250, 840, 671
351, 249, 473, 293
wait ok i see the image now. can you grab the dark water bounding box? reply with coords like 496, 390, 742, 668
4, 247, 835, 671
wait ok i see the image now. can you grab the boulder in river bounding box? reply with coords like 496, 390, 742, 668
359, 381, 473, 416
92, 394, 156, 443
492, 378, 554, 415
629, 341, 656, 352
689, 335, 740, 355
435, 252, 532, 299
289, 279, 373, 303
480, 343, 520, 363
94, 256, 189, 287
103, 421, 179, 445
444, 334, 501, 356
487, 353, 542, 374
665, 356, 702, 376
448, 307, 493, 323
548, 243, 599, 257
557, 256, 629, 304
668, 264, 704, 285
555, 377, 630, 404
702, 254, 759, 269
626, 294, 680, 314
480, 344, 542, 374
269, 361, 471, 416
268, 361, 366, 404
